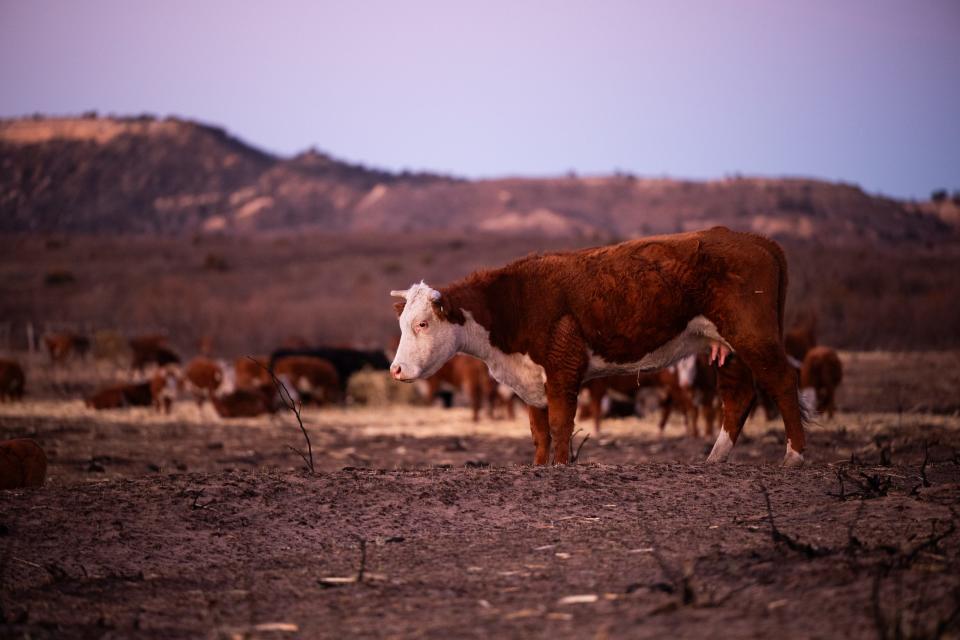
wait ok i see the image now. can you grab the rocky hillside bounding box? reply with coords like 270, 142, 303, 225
1, 115, 952, 243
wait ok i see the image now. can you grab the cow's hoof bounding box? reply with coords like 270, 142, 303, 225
782, 448, 805, 468
705, 429, 734, 463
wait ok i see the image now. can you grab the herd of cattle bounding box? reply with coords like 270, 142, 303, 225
0, 317, 843, 430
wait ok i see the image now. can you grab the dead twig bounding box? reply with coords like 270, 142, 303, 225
251, 356, 315, 474
830, 467, 892, 501
356, 537, 367, 583
919, 440, 932, 489
569, 428, 591, 464
760, 485, 832, 558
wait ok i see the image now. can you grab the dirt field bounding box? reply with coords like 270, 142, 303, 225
1, 353, 959, 638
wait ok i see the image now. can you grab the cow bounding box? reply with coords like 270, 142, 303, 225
0, 359, 25, 402
800, 346, 843, 419
580, 370, 693, 436
235, 356, 272, 389
784, 316, 817, 368
150, 365, 182, 414
129, 335, 181, 371
184, 357, 223, 406
85, 382, 152, 410
212, 386, 276, 418
0, 439, 47, 489
269, 347, 390, 394
390, 227, 806, 466
688, 352, 720, 437
273, 356, 341, 405
427, 354, 497, 422
44, 332, 90, 364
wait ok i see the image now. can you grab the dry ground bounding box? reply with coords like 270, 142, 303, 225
0, 351, 959, 638
1, 409, 959, 638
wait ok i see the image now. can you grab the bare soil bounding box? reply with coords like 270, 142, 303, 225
1, 390, 959, 639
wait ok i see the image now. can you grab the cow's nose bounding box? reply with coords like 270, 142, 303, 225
391, 364, 403, 379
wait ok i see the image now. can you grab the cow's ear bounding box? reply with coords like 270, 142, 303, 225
393, 299, 406, 317
431, 293, 464, 324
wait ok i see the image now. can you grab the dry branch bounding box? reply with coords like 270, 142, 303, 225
760, 485, 832, 558
250, 356, 315, 473
569, 429, 591, 464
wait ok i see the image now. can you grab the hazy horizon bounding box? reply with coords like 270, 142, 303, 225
1, 0, 958, 200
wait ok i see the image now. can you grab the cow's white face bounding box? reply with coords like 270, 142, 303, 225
389, 283, 460, 382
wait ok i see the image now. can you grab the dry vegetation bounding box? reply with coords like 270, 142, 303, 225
2, 232, 959, 357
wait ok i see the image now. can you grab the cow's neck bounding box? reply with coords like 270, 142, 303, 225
457, 309, 548, 408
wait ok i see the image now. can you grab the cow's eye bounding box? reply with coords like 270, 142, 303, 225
418, 321, 428, 329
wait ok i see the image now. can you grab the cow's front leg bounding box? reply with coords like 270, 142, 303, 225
544, 314, 589, 464
547, 388, 578, 464
528, 405, 551, 465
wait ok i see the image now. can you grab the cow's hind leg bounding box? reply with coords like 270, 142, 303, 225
706, 355, 756, 463
731, 342, 806, 467
528, 406, 551, 465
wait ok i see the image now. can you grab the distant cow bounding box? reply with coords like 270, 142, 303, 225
800, 346, 843, 418
184, 357, 223, 406
580, 370, 692, 436
212, 386, 276, 418
0, 439, 47, 489
234, 356, 272, 389
150, 365, 182, 414
427, 354, 497, 422
85, 382, 152, 410
0, 359, 25, 402
390, 227, 807, 466
273, 356, 341, 405
269, 347, 390, 393
784, 317, 817, 367
129, 335, 181, 371
687, 353, 720, 437
44, 332, 90, 364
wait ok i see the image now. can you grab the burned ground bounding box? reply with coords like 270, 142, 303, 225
1, 382, 959, 638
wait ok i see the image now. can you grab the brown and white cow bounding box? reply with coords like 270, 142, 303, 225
688, 352, 721, 437
427, 354, 498, 422
44, 332, 90, 365
800, 346, 843, 419
85, 382, 153, 410
273, 356, 341, 405
390, 227, 806, 466
184, 357, 224, 406
784, 316, 817, 368
580, 370, 693, 436
150, 365, 182, 414
213, 386, 276, 418
234, 356, 272, 390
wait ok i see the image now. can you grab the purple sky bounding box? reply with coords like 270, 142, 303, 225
1, 0, 958, 199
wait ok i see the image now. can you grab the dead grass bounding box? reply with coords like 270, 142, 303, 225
1, 233, 959, 358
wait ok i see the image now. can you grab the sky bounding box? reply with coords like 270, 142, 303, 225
1, 0, 958, 199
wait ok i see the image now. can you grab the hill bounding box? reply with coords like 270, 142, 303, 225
0, 114, 953, 243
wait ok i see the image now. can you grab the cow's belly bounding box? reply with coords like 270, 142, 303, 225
585, 315, 731, 380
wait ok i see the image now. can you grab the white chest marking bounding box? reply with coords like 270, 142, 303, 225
460, 313, 548, 408
585, 315, 732, 380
